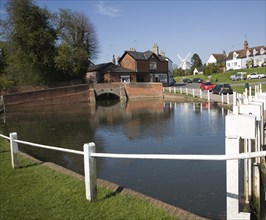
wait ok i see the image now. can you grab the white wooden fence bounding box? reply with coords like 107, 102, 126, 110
164, 84, 263, 105
0, 131, 265, 219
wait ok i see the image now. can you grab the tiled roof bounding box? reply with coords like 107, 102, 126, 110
227, 46, 266, 60
195, 67, 204, 72
87, 62, 134, 73
212, 54, 226, 62
87, 62, 113, 72
119, 50, 167, 62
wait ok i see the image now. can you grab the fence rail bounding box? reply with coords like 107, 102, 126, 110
1, 132, 266, 201
91, 151, 266, 160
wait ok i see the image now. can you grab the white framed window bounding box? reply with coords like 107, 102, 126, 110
149, 61, 157, 70
121, 75, 130, 82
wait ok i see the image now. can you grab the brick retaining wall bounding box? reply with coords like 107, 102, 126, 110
3, 83, 163, 106
124, 83, 163, 99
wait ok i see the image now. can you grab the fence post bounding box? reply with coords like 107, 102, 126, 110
227, 93, 230, 104
83, 142, 97, 201
207, 90, 210, 102
10, 132, 19, 169
192, 89, 195, 97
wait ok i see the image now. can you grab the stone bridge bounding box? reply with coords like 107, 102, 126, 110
93, 83, 127, 101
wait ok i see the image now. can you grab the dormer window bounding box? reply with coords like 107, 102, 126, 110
253, 49, 257, 56
260, 48, 265, 55
233, 52, 238, 59
149, 61, 157, 70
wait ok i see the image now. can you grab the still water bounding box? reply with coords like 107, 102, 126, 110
2, 100, 231, 219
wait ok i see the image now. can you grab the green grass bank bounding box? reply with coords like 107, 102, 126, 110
174, 67, 266, 84
0, 138, 178, 220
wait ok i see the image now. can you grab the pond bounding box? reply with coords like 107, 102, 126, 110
1, 100, 232, 219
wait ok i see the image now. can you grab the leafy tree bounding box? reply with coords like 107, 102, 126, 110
54, 9, 99, 77
190, 53, 202, 70
54, 44, 88, 80
173, 68, 192, 77
1, 0, 100, 86
3, 0, 57, 85
204, 63, 220, 75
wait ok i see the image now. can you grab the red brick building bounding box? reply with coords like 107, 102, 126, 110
85, 62, 135, 83
86, 45, 169, 84
118, 48, 168, 83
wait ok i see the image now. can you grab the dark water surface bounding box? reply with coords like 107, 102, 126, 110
2, 100, 231, 219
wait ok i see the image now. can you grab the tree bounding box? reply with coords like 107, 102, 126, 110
54, 44, 88, 80
3, 0, 57, 85
54, 9, 99, 78
190, 53, 202, 70
1, 1, 100, 85
204, 63, 220, 75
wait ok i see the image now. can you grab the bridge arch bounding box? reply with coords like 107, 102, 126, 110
96, 92, 120, 101
93, 84, 127, 101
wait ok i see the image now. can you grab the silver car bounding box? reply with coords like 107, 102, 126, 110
247, 72, 266, 79
230, 74, 243, 81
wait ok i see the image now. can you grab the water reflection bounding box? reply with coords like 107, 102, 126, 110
1, 100, 230, 219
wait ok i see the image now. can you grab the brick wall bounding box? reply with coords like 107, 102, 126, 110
124, 83, 163, 99
4, 84, 90, 106
3, 83, 163, 106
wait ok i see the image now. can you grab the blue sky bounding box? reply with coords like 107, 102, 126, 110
1, 0, 265, 66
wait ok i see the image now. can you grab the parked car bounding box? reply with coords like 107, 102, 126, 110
192, 78, 204, 83
168, 78, 176, 86
182, 78, 192, 83
212, 84, 233, 95
230, 74, 245, 81
200, 82, 215, 91
247, 72, 266, 79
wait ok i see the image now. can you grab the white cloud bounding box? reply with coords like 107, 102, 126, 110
96, 1, 121, 17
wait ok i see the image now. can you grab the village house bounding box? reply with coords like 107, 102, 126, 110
86, 44, 172, 85
226, 40, 266, 71
85, 62, 135, 83
206, 52, 227, 66
193, 67, 204, 75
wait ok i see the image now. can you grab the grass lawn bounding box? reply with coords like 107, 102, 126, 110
174, 67, 266, 95
0, 138, 177, 220
175, 67, 266, 84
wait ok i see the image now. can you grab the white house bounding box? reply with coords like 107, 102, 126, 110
226, 41, 266, 71
206, 53, 227, 65
193, 67, 204, 75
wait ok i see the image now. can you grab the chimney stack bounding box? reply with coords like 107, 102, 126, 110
153, 43, 159, 55
244, 40, 249, 50
112, 54, 116, 64
160, 50, 165, 57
